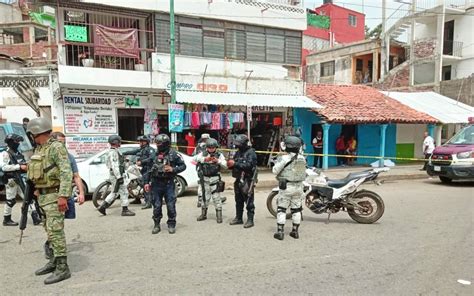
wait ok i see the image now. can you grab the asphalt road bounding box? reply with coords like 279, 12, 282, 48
0, 179, 473, 295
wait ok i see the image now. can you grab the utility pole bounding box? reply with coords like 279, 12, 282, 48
381, 0, 387, 80
170, 0, 177, 145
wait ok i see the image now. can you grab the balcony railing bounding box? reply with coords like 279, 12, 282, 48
443, 40, 463, 57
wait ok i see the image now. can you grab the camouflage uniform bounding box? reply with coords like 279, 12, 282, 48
104, 147, 129, 207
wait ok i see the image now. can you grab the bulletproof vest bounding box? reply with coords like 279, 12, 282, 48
200, 151, 221, 177
232, 148, 255, 179
152, 152, 169, 178
27, 141, 61, 188
278, 155, 307, 182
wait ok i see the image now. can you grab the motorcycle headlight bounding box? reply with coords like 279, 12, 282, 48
457, 151, 473, 159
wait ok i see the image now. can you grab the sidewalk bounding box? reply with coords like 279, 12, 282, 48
221, 164, 429, 189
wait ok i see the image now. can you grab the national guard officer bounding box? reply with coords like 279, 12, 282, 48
272, 136, 307, 240
1, 133, 41, 226
226, 134, 257, 228
144, 134, 186, 235
26, 117, 73, 284
124, 135, 155, 209
194, 138, 227, 223
193, 133, 210, 208
97, 135, 135, 216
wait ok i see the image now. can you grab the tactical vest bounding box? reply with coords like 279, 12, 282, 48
4, 150, 26, 180
201, 151, 221, 177
27, 142, 61, 188
278, 155, 307, 182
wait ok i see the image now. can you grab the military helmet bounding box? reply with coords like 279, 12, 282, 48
137, 135, 150, 143
155, 134, 171, 152
284, 135, 302, 153
5, 133, 24, 145
108, 135, 122, 145
26, 117, 52, 135
201, 133, 210, 140
233, 134, 249, 149
205, 138, 219, 149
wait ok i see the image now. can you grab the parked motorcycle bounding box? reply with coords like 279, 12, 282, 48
266, 167, 389, 224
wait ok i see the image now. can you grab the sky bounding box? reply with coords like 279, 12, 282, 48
304, 0, 406, 30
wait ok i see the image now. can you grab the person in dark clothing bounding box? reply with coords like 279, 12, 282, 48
123, 135, 156, 209
226, 134, 258, 228
144, 134, 186, 235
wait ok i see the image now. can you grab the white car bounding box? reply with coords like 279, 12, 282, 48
76, 144, 198, 197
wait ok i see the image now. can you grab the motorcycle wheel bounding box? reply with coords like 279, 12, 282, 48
266, 191, 291, 219
127, 180, 144, 199
347, 190, 385, 224
92, 181, 115, 209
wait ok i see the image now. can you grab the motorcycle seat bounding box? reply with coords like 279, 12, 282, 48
327, 170, 373, 188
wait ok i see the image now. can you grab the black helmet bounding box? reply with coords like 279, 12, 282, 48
233, 134, 249, 150
5, 133, 24, 151
137, 135, 150, 143
155, 134, 171, 152
284, 135, 302, 153
108, 135, 122, 145
205, 138, 219, 149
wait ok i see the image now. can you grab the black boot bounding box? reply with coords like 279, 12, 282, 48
197, 208, 207, 221
216, 209, 223, 224
44, 241, 53, 260
244, 212, 254, 228
130, 197, 142, 205
98, 201, 110, 215
35, 257, 56, 276
141, 201, 152, 210
229, 217, 243, 225
168, 225, 176, 234
3, 215, 18, 226
273, 224, 285, 241
152, 219, 161, 234
31, 211, 42, 225
289, 224, 300, 239
121, 206, 136, 216
44, 256, 71, 285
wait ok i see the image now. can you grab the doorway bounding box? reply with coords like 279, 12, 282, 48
117, 108, 144, 142
443, 20, 454, 55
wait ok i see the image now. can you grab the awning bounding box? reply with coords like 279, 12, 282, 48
170, 90, 322, 109
381, 91, 474, 124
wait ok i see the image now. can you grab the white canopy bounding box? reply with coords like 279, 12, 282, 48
381, 91, 474, 124
170, 90, 322, 109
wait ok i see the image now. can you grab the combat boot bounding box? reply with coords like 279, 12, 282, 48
97, 201, 110, 215
216, 209, 223, 224
121, 207, 136, 216
152, 219, 161, 234
168, 225, 176, 234
197, 208, 207, 221
44, 256, 71, 285
229, 217, 243, 225
130, 198, 142, 205
243, 212, 254, 228
3, 215, 19, 226
44, 241, 53, 260
35, 257, 56, 276
31, 210, 42, 225
141, 201, 152, 210
273, 224, 285, 241
289, 224, 300, 239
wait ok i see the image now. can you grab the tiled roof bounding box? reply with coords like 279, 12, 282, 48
306, 84, 438, 124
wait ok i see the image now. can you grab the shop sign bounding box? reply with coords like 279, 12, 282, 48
168, 103, 184, 133
166, 82, 229, 92
65, 135, 110, 159
247, 105, 252, 122
63, 95, 117, 134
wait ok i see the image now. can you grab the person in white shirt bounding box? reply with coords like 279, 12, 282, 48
422, 131, 435, 170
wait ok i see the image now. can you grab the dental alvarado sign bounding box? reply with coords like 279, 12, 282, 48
63, 95, 117, 134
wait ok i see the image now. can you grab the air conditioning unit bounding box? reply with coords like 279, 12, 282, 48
40, 5, 55, 16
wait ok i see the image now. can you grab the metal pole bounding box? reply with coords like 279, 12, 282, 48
381, 0, 387, 80
170, 0, 177, 145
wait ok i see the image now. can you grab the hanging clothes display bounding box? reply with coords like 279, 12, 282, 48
191, 112, 200, 129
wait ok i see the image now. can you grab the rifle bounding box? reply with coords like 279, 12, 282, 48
246, 168, 258, 202
197, 163, 206, 208
19, 178, 37, 245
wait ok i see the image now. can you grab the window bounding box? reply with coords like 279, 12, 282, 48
320, 61, 335, 77
179, 24, 203, 57
156, 18, 179, 53
203, 20, 225, 58
442, 65, 452, 81
349, 14, 357, 27
266, 28, 285, 63
356, 59, 363, 71
225, 29, 246, 60
246, 25, 265, 62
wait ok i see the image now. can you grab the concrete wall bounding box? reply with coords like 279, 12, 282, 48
440, 77, 474, 106
0, 3, 22, 23
396, 124, 427, 159
81, 0, 306, 30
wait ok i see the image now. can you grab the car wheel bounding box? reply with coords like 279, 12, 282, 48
72, 180, 88, 201
439, 176, 452, 184
174, 176, 186, 197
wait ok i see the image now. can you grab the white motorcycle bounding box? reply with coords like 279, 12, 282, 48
267, 167, 389, 224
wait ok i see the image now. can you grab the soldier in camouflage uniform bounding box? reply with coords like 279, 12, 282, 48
272, 136, 307, 240
26, 117, 73, 284
193, 133, 210, 208
97, 135, 135, 216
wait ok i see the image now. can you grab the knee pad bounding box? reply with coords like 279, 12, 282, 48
277, 206, 287, 213
290, 207, 303, 214
6, 199, 17, 208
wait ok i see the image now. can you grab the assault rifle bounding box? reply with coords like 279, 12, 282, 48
197, 163, 206, 208
19, 178, 37, 245
246, 168, 258, 202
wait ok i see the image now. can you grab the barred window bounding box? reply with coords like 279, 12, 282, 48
320, 61, 335, 77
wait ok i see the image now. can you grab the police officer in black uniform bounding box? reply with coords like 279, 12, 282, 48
144, 134, 186, 235
227, 134, 257, 228
124, 135, 156, 209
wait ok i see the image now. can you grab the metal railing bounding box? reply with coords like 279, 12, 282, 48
256, 0, 303, 6
443, 40, 463, 57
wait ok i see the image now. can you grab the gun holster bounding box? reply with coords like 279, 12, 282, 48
217, 180, 225, 193
278, 180, 287, 190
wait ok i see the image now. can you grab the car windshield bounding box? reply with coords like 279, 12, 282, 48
446, 125, 474, 145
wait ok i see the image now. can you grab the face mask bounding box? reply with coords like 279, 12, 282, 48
10, 142, 20, 151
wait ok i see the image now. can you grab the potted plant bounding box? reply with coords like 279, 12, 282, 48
101, 56, 119, 69
79, 52, 94, 67
134, 59, 146, 71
